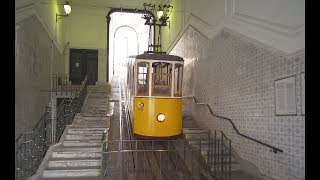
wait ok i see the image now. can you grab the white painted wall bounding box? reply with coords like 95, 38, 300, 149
167, 0, 305, 179
163, 0, 305, 54
64, 7, 108, 49
63, 6, 109, 83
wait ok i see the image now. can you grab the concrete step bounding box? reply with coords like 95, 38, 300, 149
201, 151, 236, 163
188, 139, 227, 146
72, 125, 108, 129
74, 119, 108, 123
65, 134, 102, 141
68, 128, 106, 134
81, 111, 109, 115
210, 162, 241, 172
80, 113, 109, 117
51, 151, 101, 159
183, 133, 209, 139
74, 116, 108, 120
47, 159, 101, 168
55, 147, 102, 153
73, 122, 108, 126
183, 128, 208, 134
73, 120, 108, 125
84, 100, 107, 103
182, 119, 199, 128
63, 140, 102, 147
82, 108, 108, 111
43, 169, 100, 178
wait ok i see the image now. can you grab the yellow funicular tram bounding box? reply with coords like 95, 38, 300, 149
127, 53, 184, 138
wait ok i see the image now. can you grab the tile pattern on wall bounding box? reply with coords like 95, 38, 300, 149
171, 26, 305, 180
15, 16, 64, 139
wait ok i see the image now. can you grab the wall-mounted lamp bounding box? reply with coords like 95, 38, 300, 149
56, 1, 71, 22
156, 8, 164, 19
157, 4, 172, 27
142, 3, 173, 54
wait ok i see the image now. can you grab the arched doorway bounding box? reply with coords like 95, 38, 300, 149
106, 9, 155, 82
113, 25, 138, 76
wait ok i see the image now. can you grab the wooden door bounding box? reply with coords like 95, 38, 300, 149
86, 51, 98, 85
70, 49, 98, 85
70, 49, 84, 84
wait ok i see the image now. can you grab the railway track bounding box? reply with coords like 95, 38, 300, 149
104, 76, 216, 180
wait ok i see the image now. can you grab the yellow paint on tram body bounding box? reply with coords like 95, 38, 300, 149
133, 97, 182, 137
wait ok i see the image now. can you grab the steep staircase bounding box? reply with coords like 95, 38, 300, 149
30, 85, 111, 180
182, 104, 261, 180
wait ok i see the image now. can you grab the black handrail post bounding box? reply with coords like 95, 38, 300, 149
214, 130, 217, 176
229, 140, 231, 180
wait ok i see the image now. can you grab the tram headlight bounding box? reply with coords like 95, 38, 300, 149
157, 113, 165, 122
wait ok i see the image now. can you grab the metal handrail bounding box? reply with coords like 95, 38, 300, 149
15, 75, 88, 180
186, 96, 283, 153
51, 74, 82, 95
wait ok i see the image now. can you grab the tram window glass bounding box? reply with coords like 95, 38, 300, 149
152, 62, 172, 96
137, 62, 149, 96
174, 64, 183, 97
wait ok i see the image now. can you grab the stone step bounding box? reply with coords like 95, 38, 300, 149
85, 99, 108, 101
81, 111, 109, 114
73, 121, 108, 125
63, 140, 102, 147
188, 140, 229, 152
184, 133, 209, 139
43, 169, 100, 178
82, 108, 108, 110
72, 125, 107, 129
65, 134, 102, 141
74, 119, 108, 123
210, 163, 241, 172
74, 116, 108, 120
85, 100, 107, 102
67, 131, 105, 135
47, 159, 101, 168
87, 97, 108, 99
201, 151, 236, 161
85, 99, 108, 102
80, 113, 109, 117
183, 128, 209, 134
51, 151, 101, 159
73, 120, 108, 124
83, 108, 108, 111
182, 120, 199, 128
68, 128, 106, 134
55, 147, 102, 153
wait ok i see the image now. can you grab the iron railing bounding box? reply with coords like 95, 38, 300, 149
185, 96, 283, 154
51, 74, 81, 96
101, 129, 108, 179
15, 75, 88, 180
101, 138, 231, 180
15, 106, 52, 180
55, 75, 88, 141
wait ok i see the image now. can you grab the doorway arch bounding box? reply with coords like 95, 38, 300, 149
106, 8, 155, 82
112, 25, 139, 75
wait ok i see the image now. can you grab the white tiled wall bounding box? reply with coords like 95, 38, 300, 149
171, 26, 305, 179
15, 16, 64, 139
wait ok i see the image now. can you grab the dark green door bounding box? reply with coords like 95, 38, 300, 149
70, 49, 98, 85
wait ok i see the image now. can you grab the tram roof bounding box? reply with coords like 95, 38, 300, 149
133, 53, 184, 62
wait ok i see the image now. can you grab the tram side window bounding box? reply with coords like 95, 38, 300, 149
152, 62, 172, 96
137, 62, 149, 96
174, 64, 183, 97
